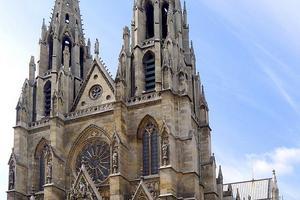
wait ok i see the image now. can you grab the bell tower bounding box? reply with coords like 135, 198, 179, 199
36, 0, 92, 120
121, 0, 195, 98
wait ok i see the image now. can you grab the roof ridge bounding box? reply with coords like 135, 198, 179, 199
224, 178, 272, 185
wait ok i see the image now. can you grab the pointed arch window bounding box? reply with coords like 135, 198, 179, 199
162, 2, 169, 39
145, 1, 154, 39
39, 152, 45, 190
48, 37, 53, 70
80, 47, 84, 79
143, 52, 155, 92
44, 81, 51, 117
65, 13, 70, 24
142, 122, 159, 176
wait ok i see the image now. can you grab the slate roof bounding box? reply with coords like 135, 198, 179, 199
224, 178, 272, 200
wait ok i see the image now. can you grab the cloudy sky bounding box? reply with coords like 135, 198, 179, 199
0, 0, 299, 199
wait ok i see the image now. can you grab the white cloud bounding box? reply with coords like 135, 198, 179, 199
248, 147, 300, 177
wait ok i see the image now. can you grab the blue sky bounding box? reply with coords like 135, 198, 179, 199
0, 0, 299, 199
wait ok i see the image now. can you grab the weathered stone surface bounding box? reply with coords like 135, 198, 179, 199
8, 0, 221, 200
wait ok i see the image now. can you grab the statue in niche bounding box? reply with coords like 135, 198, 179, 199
8, 165, 15, 190
179, 72, 187, 94
46, 158, 52, 184
161, 136, 169, 166
163, 44, 170, 67
121, 55, 126, 80
112, 148, 119, 174
63, 46, 70, 69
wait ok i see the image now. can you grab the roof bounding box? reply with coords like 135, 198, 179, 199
224, 178, 272, 200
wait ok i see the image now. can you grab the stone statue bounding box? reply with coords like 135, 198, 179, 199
163, 44, 170, 67
46, 158, 52, 184
94, 39, 99, 56
8, 166, 15, 190
63, 46, 70, 69
162, 137, 169, 166
112, 149, 119, 174
30, 194, 35, 200
179, 72, 187, 94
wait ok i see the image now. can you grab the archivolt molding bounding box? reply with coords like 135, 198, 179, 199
67, 124, 112, 177
137, 115, 159, 139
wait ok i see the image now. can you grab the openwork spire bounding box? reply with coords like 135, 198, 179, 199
50, 0, 84, 37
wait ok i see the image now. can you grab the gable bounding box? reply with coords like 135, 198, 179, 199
69, 165, 102, 200
73, 61, 115, 111
132, 181, 154, 200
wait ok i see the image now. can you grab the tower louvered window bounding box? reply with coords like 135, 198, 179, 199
145, 1, 154, 39
44, 81, 51, 117
48, 37, 53, 70
162, 2, 169, 39
143, 52, 155, 92
142, 122, 159, 176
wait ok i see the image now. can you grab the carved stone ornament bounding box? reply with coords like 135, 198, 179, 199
161, 135, 169, 166
44, 145, 53, 184
112, 147, 119, 174
75, 141, 110, 184
8, 163, 15, 190
8, 149, 16, 191
89, 85, 102, 100
46, 157, 53, 184
68, 165, 101, 200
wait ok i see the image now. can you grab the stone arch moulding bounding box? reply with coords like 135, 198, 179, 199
34, 138, 50, 159
66, 124, 112, 178
137, 114, 159, 139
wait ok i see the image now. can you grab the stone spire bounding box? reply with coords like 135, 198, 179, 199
50, 0, 84, 35
236, 188, 241, 200
217, 165, 223, 184
272, 170, 280, 200
29, 56, 36, 84
41, 18, 47, 41
183, 1, 188, 27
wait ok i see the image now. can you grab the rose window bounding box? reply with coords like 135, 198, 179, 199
89, 85, 102, 100
76, 141, 110, 184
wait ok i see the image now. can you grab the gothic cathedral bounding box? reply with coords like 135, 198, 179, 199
7, 0, 224, 199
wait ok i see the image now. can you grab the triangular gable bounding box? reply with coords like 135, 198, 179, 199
132, 180, 154, 200
69, 165, 102, 200
72, 58, 115, 111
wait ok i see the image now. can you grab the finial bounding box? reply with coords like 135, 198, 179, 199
236, 188, 241, 200
191, 40, 194, 52
201, 85, 206, 97
123, 26, 130, 36
228, 184, 233, 192
272, 169, 278, 184
94, 39, 99, 56
42, 18, 46, 29
29, 56, 35, 66
218, 165, 223, 180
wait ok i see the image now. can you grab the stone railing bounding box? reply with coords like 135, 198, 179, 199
142, 38, 155, 47
28, 117, 50, 129
43, 70, 51, 77
127, 92, 161, 107
64, 103, 114, 120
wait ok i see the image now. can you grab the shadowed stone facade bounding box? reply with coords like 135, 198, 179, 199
7, 0, 280, 200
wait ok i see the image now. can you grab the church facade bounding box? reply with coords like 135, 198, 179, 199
7, 0, 279, 200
